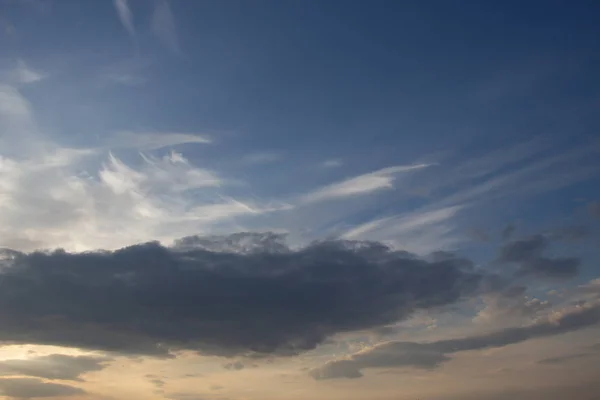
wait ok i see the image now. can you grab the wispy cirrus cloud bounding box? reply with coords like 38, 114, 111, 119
320, 159, 343, 168
341, 205, 464, 253
0, 83, 270, 252
107, 131, 212, 151
301, 164, 430, 204
113, 0, 135, 39
3, 59, 46, 84
152, 0, 180, 54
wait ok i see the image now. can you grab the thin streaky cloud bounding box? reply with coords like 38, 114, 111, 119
108, 131, 212, 151
152, 0, 180, 54
113, 0, 135, 38
321, 159, 343, 168
242, 151, 282, 165
11, 60, 45, 84
300, 163, 431, 204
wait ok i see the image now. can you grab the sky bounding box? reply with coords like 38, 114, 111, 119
0, 0, 600, 399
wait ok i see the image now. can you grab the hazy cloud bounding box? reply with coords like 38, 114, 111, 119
589, 201, 600, 219
0, 378, 85, 399
223, 361, 244, 371
7, 60, 46, 84
242, 151, 282, 165
537, 353, 593, 365
0, 354, 112, 381
498, 235, 580, 280
152, 0, 180, 53
108, 131, 212, 151
301, 164, 430, 203
312, 298, 600, 379
320, 159, 343, 168
113, 0, 135, 38
501, 223, 517, 241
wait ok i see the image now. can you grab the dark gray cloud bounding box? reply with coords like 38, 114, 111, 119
537, 353, 593, 365
311, 300, 600, 379
223, 361, 244, 371
588, 201, 600, 219
0, 378, 85, 399
549, 225, 592, 240
498, 235, 580, 279
0, 354, 111, 381
517, 256, 580, 279
0, 233, 483, 358
498, 234, 547, 262
501, 223, 517, 241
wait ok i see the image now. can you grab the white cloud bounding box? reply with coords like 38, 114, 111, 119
321, 159, 343, 168
113, 0, 135, 38
152, 0, 180, 53
342, 205, 464, 254
0, 84, 271, 252
108, 131, 212, 150
301, 164, 430, 204
10, 60, 46, 84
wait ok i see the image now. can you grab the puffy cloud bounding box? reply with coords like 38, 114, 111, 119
311, 298, 600, 379
0, 378, 85, 399
0, 234, 483, 357
0, 354, 112, 381
474, 285, 552, 327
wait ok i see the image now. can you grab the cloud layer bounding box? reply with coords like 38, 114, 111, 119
311, 296, 600, 379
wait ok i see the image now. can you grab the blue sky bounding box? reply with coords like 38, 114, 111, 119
1, 1, 600, 400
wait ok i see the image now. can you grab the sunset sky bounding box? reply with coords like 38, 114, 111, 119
1, 0, 600, 399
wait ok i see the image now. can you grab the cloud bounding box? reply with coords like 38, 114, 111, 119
537, 352, 594, 365
0, 378, 85, 399
311, 296, 600, 379
107, 131, 212, 151
0, 234, 484, 357
113, 0, 135, 38
152, 0, 180, 53
498, 234, 547, 262
501, 223, 517, 241
301, 164, 430, 204
589, 201, 600, 219
223, 361, 244, 371
547, 225, 592, 241
320, 159, 343, 168
5, 60, 46, 84
0, 354, 112, 381
0, 146, 257, 251
341, 205, 464, 254
498, 235, 580, 280
473, 286, 552, 327
242, 151, 282, 165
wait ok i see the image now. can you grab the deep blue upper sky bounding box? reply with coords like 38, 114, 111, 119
1, 0, 599, 258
